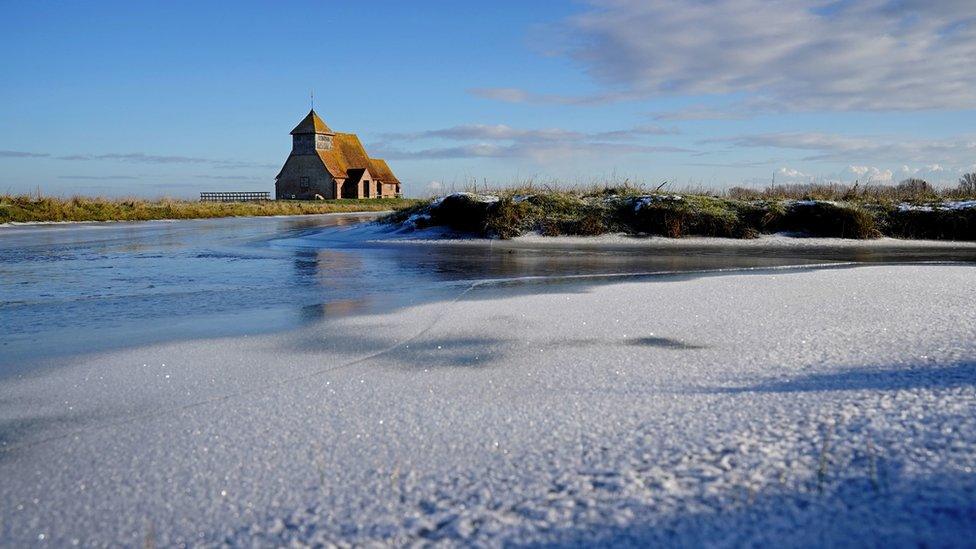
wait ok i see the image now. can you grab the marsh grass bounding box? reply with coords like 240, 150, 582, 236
882, 208, 976, 240
0, 194, 418, 224
385, 183, 976, 241
775, 201, 880, 239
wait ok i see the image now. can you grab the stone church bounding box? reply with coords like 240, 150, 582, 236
275, 109, 401, 200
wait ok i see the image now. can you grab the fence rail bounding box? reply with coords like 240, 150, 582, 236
200, 192, 271, 202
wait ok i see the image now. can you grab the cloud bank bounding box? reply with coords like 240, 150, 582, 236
0, 150, 275, 169
373, 123, 688, 161
705, 132, 976, 164
481, 0, 976, 112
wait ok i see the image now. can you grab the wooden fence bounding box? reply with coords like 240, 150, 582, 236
200, 192, 271, 202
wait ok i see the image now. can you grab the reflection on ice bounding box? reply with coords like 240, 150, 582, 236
1, 213, 974, 365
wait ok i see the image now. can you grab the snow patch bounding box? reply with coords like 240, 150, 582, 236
897, 200, 976, 213
788, 199, 841, 207
430, 192, 500, 208
401, 212, 432, 231
632, 194, 684, 212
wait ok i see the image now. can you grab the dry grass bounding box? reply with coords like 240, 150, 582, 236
725, 181, 973, 203
0, 194, 419, 224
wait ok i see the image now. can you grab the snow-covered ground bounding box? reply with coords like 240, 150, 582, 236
1, 264, 975, 546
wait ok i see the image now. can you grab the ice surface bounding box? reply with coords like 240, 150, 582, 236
1, 264, 975, 546
20, 214, 973, 365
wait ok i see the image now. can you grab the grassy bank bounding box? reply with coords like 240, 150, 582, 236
384, 186, 976, 241
0, 194, 419, 224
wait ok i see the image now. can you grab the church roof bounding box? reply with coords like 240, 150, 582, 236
315, 133, 371, 179
368, 159, 400, 184
290, 109, 334, 135
310, 133, 397, 184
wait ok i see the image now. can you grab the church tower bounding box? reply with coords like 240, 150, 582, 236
290, 109, 335, 154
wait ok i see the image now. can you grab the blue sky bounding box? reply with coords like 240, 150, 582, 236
2, 0, 975, 197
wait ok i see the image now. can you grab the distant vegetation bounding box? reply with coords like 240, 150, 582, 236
0, 194, 418, 224
385, 178, 976, 241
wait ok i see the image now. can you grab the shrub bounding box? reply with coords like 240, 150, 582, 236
484, 199, 533, 238
382, 189, 976, 241
885, 207, 976, 240
726, 187, 761, 200
896, 178, 934, 198
775, 201, 879, 239
622, 196, 755, 238
428, 193, 498, 234
960, 173, 976, 195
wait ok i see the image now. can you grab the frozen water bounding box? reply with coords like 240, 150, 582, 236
8, 215, 973, 364
1, 215, 975, 546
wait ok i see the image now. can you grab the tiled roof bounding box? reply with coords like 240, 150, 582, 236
315, 133, 372, 179
290, 109, 334, 135
368, 159, 400, 184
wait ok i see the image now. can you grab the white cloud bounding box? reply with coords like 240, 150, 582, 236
382, 123, 677, 143
848, 166, 893, 182
57, 175, 139, 180
467, 87, 640, 106
383, 125, 582, 142
490, 0, 976, 111
467, 88, 533, 103
375, 142, 689, 161
777, 167, 809, 179
592, 124, 679, 139
706, 132, 976, 165
2, 150, 273, 168
652, 106, 749, 121
374, 122, 689, 161
0, 150, 50, 158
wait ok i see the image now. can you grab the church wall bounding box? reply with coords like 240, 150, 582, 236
378, 183, 399, 197
292, 134, 334, 155
275, 155, 336, 199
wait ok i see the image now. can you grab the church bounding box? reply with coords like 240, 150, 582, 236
275, 109, 401, 200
